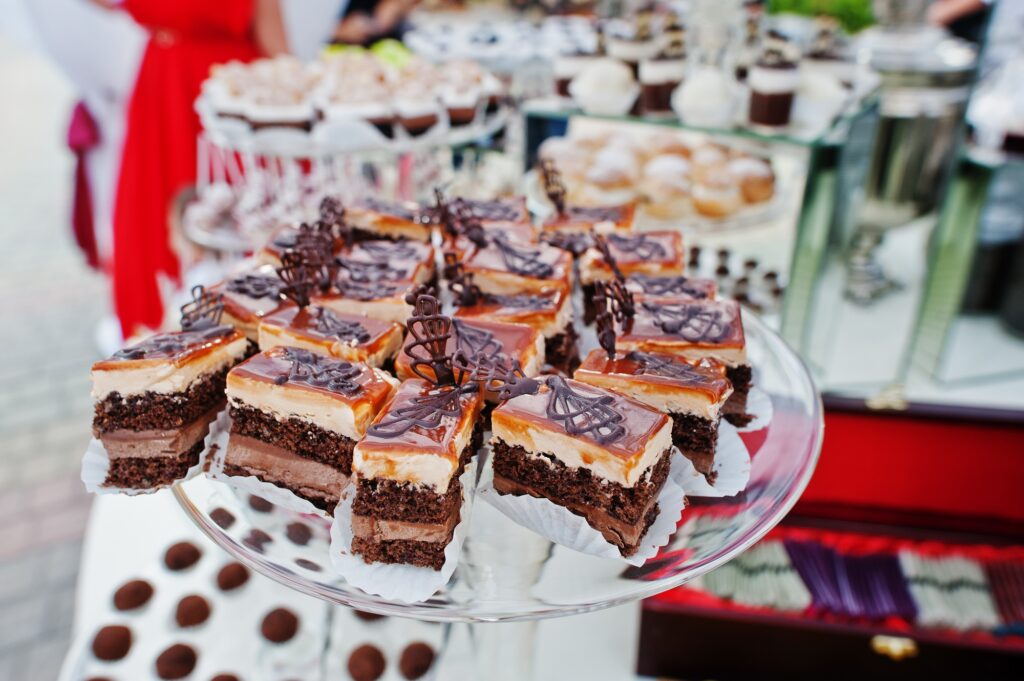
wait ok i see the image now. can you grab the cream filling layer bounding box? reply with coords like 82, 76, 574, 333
224, 433, 346, 497
92, 335, 250, 399
573, 372, 732, 420
490, 415, 672, 488
354, 421, 476, 493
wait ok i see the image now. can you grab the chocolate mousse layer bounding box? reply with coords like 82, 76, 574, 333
106, 439, 206, 489
223, 434, 346, 511
545, 323, 580, 374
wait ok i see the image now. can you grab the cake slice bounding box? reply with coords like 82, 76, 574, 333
312, 278, 419, 325
345, 197, 430, 242
208, 264, 287, 341
258, 303, 404, 369
451, 197, 529, 225
616, 297, 752, 426
574, 349, 732, 477
490, 376, 673, 556
394, 318, 544, 401
579, 231, 686, 323
462, 235, 573, 295
91, 325, 249, 489
351, 379, 484, 569
223, 346, 397, 511
340, 239, 436, 286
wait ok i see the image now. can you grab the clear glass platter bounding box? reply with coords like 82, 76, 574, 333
174, 311, 822, 623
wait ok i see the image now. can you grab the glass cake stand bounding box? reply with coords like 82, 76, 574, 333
173, 311, 822, 678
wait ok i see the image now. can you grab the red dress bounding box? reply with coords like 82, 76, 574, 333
113, 0, 259, 336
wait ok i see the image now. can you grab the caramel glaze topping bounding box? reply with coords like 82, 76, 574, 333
603, 231, 680, 265
361, 379, 483, 459
575, 349, 732, 401
621, 298, 745, 348
456, 197, 529, 223
625, 275, 717, 300
97, 326, 241, 368
352, 197, 421, 223
210, 270, 287, 323
466, 239, 572, 281
395, 318, 539, 382
493, 377, 668, 457
262, 304, 398, 350
229, 346, 394, 406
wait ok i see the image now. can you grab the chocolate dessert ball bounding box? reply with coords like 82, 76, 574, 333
217, 562, 250, 592
243, 529, 272, 553
348, 644, 386, 681
210, 675, 241, 681
92, 625, 132, 661
353, 610, 385, 622
285, 522, 312, 546
210, 507, 236, 529
294, 558, 321, 572
261, 608, 299, 644
164, 541, 202, 571
113, 579, 154, 611
156, 643, 197, 679
399, 642, 435, 680
175, 594, 211, 627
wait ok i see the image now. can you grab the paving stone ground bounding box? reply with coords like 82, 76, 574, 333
0, 35, 108, 680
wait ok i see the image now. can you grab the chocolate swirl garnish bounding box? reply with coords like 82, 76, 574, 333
353, 240, 420, 263
541, 231, 594, 257
544, 376, 626, 444
273, 347, 363, 395
276, 251, 315, 308
445, 255, 483, 307
629, 274, 712, 299
566, 205, 624, 222
431, 188, 455, 236
112, 325, 232, 361
318, 196, 350, 244
180, 285, 225, 331
226, 273, 284, 300
367, 384, 471, 438
540, 159, 566, 215
451, 319, 508, 382
592, 235, 624, 282
458, 198, 524, 222
625, 351, 716, 383
338, 257, 410, 283
403, 294, 457, 387
607, 233, 668, 260
495, 362, 542, 402
641, 300, 732, 342
335, 277, 405, 301
361, 197, 419, 222
492, 235, 554, 278
595, 279, 635, 358
310, 307, 371, 343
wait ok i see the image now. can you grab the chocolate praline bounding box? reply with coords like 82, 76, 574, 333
261, 608, 299, 643
92, 625, 132, 661
285, 522, 312, 546
353, 610, 385, 622
248, 495, 274, 513
217, 562, 250, 591
210, 507, 236, 529
210, 675, 241, 681
175, 594, 212, 627
113, 579, 154, 611
399, 642, 435, 680
155, 643, 198, 680
164, 542, 202, 571
348, 644, 386, 681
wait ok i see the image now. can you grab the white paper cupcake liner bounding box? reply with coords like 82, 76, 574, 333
328, 464, 477, 603
477, 451, 688, 567
205, 415, 333, 519
736, 387, 773, 433
672, 421, 751, 498
81, 410, 226, 496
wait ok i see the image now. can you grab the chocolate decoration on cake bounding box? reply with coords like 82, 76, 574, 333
541, 230, 594, 256
458, 197, 525, 222
354, 239, 420, 263
608, 233, 668, 260
276, 251, 315, 308
226, 273, 284, 300
311, 306, 371, 343
544, 375, 626, 444
368, 383, 469, 438
272, 347, 364, 395
629, 274, 712, 298
338, 257, 409, 283
567, 205, 626, 222
402, 294, 457, 386
496, 361, 542, 401
592, 235, 624, 282
431, 187, 455, 236
540, 159, 567, 215
179, 285, 226, 331
335, 277, 405, 301
319, 196, 351, 244
492, 235, 554, 278
450, 318, 511, 384
446, 256, 483, 306
261, 608, 299, 643
361, 196, 420, 222
625, 350, 719, 382
110, 324, 234, 361
641, 300, 733, 341
155, 643, 197, 679
594, 284, 617, 359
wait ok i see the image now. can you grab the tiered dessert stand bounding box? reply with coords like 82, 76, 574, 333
172, 310, 823, 679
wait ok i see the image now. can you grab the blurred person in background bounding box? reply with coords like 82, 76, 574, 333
90, 0, 289, 338
333, 0, 419, 45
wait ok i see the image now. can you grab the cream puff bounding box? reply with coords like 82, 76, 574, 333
728, 156, 775, 203
640, 154, 691, 219
692, 169, 743, 218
